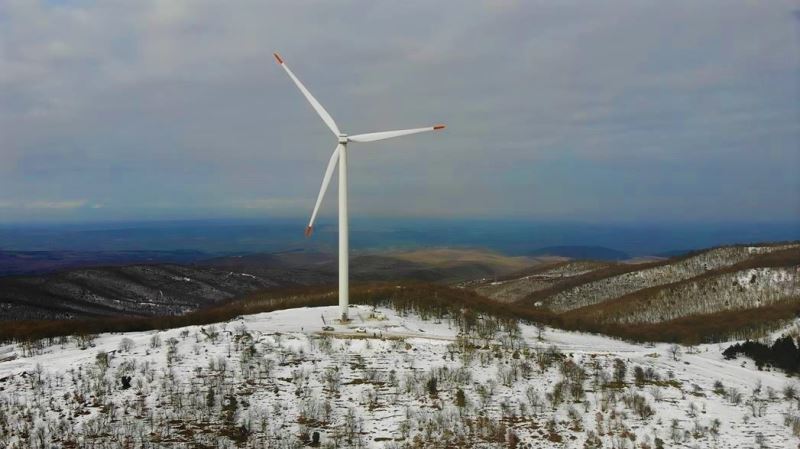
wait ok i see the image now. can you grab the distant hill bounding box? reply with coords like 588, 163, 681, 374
0, 250, 211, 276
654, 249, 695, 258
530, 246, 630, 261
467, 242, 800, 342
0, 248, 546, 320
478, 243, 798, 313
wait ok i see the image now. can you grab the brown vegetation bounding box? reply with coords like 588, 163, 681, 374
2, 244, 797, 346
469, 258, 576, 284
520, 243, 798, 309
559, 247, 799, 325
4, 277, 798, 346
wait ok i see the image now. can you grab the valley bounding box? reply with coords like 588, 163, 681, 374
0, 248, 541, 320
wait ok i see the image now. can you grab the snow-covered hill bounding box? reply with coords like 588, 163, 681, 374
2, 305, 799, 448
474, 261, 608, 303
541, 245, 798, 313
589, 266, 800, 325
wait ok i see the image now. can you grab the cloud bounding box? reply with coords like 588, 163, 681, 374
24, 200, 87, 210
234, 198, 305, 211
0, 0, 797, 223
0, 199, 89, 210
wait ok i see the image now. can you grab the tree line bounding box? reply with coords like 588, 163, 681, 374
723, 335, 800, 374
2, 278, 798, 346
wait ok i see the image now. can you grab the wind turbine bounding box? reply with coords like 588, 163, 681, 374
274, 52, 445, 322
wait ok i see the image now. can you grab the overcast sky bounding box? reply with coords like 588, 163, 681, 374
1, 0, 798, 224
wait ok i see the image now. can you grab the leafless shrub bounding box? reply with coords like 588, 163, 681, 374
118, 338, 134, 352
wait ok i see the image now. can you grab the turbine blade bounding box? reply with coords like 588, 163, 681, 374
348, 125, 445, 143
274, 52, 340, 136
306, 144, 342, 237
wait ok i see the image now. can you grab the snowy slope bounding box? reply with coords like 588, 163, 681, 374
1, 305, 799, 448
591, 266, 800, 324
542, 244, 798, 312
474, 261, 608, 303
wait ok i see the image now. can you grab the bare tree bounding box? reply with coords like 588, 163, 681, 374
118, 338, 134, 352
668, 344, 682, 361
535, 322, 546, 341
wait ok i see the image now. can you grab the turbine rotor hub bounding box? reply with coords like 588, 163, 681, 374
338, 134, 348, 144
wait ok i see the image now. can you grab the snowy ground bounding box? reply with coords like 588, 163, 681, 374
1, 305, 799, 448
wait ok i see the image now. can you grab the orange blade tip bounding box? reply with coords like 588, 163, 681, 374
434, 124, 446, 130
273, 53, 284, 64
304, 226, 313, 238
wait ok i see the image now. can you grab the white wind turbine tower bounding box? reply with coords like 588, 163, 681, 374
274, 52, 445, 321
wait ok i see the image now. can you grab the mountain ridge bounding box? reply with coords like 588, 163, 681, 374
0, 248, 540, 320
